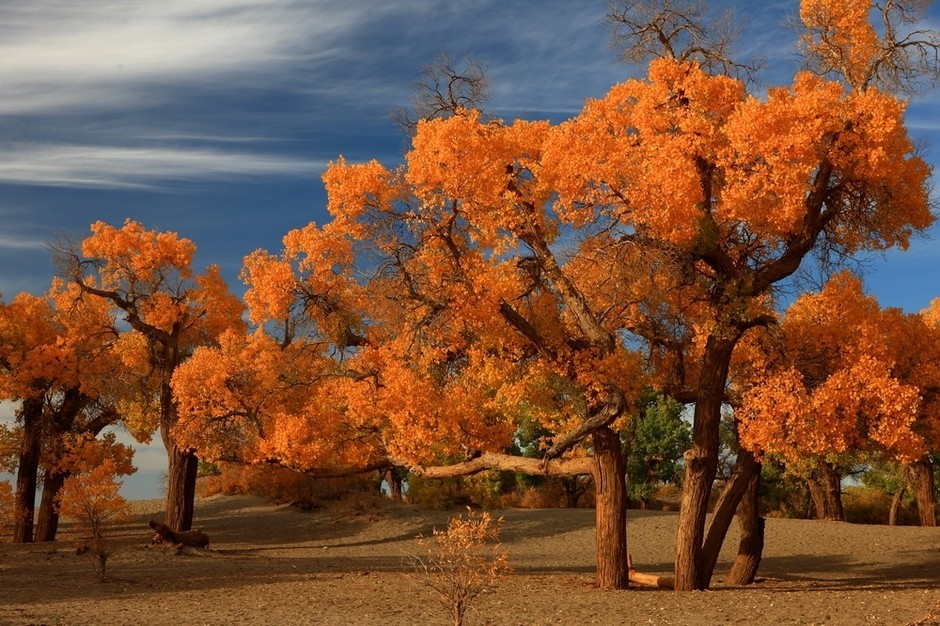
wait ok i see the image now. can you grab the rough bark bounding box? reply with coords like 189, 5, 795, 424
725, 470, 764, 586
700, 449, 760, 587
164, 444, 199, 532
820, 461, 845, 521
808, 478, 827, 520
889, 485, 906, 526
408, 452, 594, 478
34, 470, 67, 542
674, 335, 735, 591
907, 458, 937, 527
591, 427, 628, 590
12, 396, 44, 544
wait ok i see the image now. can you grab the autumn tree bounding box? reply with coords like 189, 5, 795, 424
0, 279, 124, 543
57, 449, 134, 582
55, 220, 245, 531
585, 0, 937, 589
176, 0, 935, 592
739, 272, 930, 518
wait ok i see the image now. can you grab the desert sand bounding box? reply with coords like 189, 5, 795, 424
1, 494, 939, 625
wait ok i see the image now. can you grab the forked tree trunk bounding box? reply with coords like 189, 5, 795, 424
725, 470, 764, 586
675, 336, 735, 591
12, 397, 44, 544
34, 470, 68, 542
906, 458, 937, 527
591, 426, 628, 590
700, 449, 760, 588
164, 445, 199, 531
889, 485, 906, 526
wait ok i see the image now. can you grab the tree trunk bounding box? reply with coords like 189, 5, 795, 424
35, 387, 88, 543
889, 485, 906, 526
675, 336, 735, 591
164, 444, 199, 531
591, 426, 628, 590
906, 458, 937, 527
700, 449, 759, 587
12, 396, 44, 544
808, 478, 827, 520
34, 470, 68, 542
820, 461, 844, 521
384, 469, 403, 502
725, 470, 764, 586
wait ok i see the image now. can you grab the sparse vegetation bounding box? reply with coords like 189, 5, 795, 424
409, 508, 510, 626
57, 460, 132, 582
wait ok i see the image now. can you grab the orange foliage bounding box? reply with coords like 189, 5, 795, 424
739, 272, 931, 463
173, 8, 934, 506
57, 458, 132, 526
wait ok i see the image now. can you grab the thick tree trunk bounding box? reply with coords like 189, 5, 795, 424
675, 336, 735, 591
820, 461, 844, 521
889, 485, 906, 526
164, 445, 199, 531
700, 449, 760, 587
808, 478, 827, 520
907, 458, 937, 527
12, 397, 44, 544
725, 470, 764, 586
34, 470, 68, 542
592, 427, 628, 590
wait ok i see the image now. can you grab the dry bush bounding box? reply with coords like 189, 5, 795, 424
197, 463, 379, 508
406, 472, 521, 510
409, 508, 510, 626
843, 486, 918, 525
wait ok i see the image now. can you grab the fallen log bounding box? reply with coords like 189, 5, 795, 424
628, 554, 675, 589
149, 520, 210, 548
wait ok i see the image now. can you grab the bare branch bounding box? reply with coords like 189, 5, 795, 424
799, 0, 940, 95
391, 51, 490, 134
606, 0, 762, 83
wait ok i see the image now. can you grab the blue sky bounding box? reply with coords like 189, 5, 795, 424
2, 0, 939, 498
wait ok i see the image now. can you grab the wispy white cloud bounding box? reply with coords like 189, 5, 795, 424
0, 0, 385, 116
0, 143, 323, 189
0, 234, 47, 250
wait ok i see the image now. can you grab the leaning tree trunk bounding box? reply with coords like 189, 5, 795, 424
700, 449, 760, 588
725, 469, 764, 586
592, 426, 628, 590
906, 458, 937, 527
34, 470, 68, 542
808, 478, 827, 520
12, 396, 44, 544
675, 336, 735, 591
889, 485, 906, 526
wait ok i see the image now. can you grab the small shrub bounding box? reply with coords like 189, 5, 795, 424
409, 508, 510, 626
57, 460, 132, 582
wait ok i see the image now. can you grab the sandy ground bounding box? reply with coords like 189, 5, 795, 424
1, 494, 939, 625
